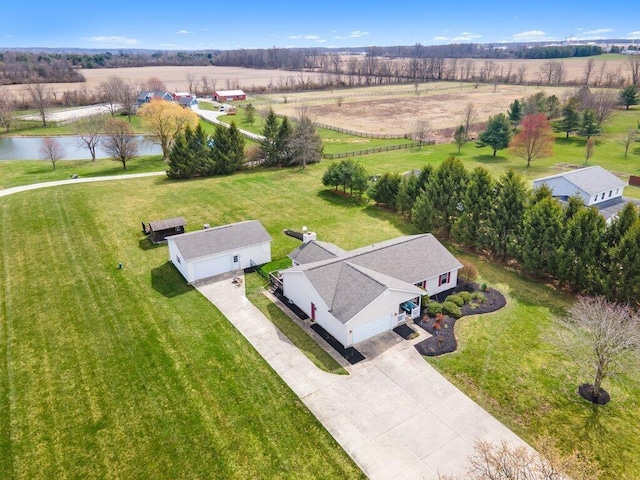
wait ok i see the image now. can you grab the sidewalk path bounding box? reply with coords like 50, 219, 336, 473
0, 172, 166, 198
197, 272, 534, 480
193, 104, 265, 142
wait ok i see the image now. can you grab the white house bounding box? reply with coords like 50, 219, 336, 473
533, 166, 625, 206
167, 220, 271, 283
533, 166, 631, 222
280, 234, 463, 347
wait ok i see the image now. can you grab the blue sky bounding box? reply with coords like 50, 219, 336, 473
1, 0, 638, 50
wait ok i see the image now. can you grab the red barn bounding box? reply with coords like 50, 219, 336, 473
213, 89, 246, 102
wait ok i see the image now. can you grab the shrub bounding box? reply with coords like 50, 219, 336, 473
471, 291, 485, 301
426, 302, 443, 316
458, 259, 479, 282
458, 291, 472, 304
480, 282, 488, 291
442, 301, 462, 318
445, 294, 465, 307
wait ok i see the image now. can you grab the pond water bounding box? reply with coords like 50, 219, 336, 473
0, 136, 162, 160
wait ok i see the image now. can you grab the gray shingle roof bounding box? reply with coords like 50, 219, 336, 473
170, 220, 271, 261
535, 166, 626, 195
288, 240, 346, 264
149, 217, 186, 231
286, 234, 461, 324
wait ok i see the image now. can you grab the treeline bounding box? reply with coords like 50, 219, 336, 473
516, 45, 603, 59
64, 51, 217, 69
0, 51, 85, 84
324, 157, 640, 304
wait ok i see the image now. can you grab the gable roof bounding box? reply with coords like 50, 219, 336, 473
288, 240, 346, 265
169, 220, 271, 261
149, 217, 186, 232
285, 234, 461, 324
215, 89, 245, 96
534, 166, 625, 195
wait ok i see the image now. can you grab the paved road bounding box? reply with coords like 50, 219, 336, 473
197, 272, 534, 480
0, 171, 166, 198
192, 104, 265, 142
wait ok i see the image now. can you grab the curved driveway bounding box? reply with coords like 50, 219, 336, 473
198, 272, 534, 480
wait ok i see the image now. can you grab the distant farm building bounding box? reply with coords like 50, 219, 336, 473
213, 90, 246, 102
136, 91, 174, 106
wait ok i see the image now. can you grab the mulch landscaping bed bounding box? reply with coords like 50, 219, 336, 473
310, 323, 365, 365
578, 383, 611, 405
272, 289, 309, 320
414, 282, 506, 357
393, 324, 418, 340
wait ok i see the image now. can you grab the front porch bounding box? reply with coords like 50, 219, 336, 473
398, 299, 420, 323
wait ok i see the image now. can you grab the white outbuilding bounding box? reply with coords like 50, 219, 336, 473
167, 220, 272, 283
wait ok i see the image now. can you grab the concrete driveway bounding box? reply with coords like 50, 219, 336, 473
197, 272, 532, 480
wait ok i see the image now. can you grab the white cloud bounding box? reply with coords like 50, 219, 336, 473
583, 28, 613, 35
512, 30, 548, 41
433, 36, 449, 41
304, 35, 320, 40
84, 36, 139, 46
452, 32, 482, 41
288, 35, 303, 39
629, 31, 640, 38
349, 30, 369, 38
177, 30, 192, 35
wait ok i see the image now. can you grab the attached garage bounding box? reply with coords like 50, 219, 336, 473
351, 313, 393, 345
167, 220, 271, 284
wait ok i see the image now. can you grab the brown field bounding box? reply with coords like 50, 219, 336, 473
264, 82, 581, 140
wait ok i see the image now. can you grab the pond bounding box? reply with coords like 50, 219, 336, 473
0, 136, 162, 160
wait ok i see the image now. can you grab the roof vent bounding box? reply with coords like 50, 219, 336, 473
203, 224, 210, 229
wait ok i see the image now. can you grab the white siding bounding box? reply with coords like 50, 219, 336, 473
423, 269, 459, 296
169, 240, 271, 283
282, 271, 348, 346
533, 177, 590, 204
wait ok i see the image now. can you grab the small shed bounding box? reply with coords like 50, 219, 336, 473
147, 217, 186, 243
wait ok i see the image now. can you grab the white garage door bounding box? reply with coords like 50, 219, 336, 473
352, 313, 392, 345
192, 255, 231, 281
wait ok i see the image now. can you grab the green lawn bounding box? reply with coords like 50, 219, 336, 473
0, 174, 369, 479
244, 272, 348, 375
5, 114, 149, 136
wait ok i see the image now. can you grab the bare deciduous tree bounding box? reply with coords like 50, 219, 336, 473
289, 105, 322, 169
73, 114, 105, 161
584, 137, 595, 165
621, 128, 638, 157
39, 137, 64, 170
516, 65, 527, 84
98, 76, 127, 118
24, 82, 50, 126
102, 118, 138, 169
627, 54, 640, 86
412, 119, 433, 149
583, 58, 596, 86
439, 437, 601, 480
463, 102, 479, 140
0, 97, 15, 133
560, 296, 640, 404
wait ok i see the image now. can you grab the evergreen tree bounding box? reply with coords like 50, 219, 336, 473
579, 109, 601, 139
276, 116, 294, 166
453, 166, 495, 248
564, 194, 585, 222
422, 156, 469, 236
608, 220, 640, 305
416, 164, 434, 192
321, 159, 369, 197
350, 162, 370, 198
520, 197, 564, 276
507, 99, 523, 128
396, 174, 419, 217
322, 161, 342, 191
412, 189, 435, 233
605, 202, 639, 248
477, 113, 512, 156
259, 108, 280, 166
368, 172, 401, 206
531, 183, 553, 205
210, 122, 245, 175
166, 129, 194, 179
558, 97, 581, 138
557, 207, 606, 293
488, 169, 529, 260
618, 85, 639, 110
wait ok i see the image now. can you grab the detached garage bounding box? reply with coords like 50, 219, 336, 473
167, 220, 272, 284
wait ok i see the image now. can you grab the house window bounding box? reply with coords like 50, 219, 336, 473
176, 255, 181, 264
608, 190, 612, 198
438, 272, 450, 286
616, 188, 620, 195
601, 193, 605, 200
311, 302, 316, 321
233, 255, 239, 263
